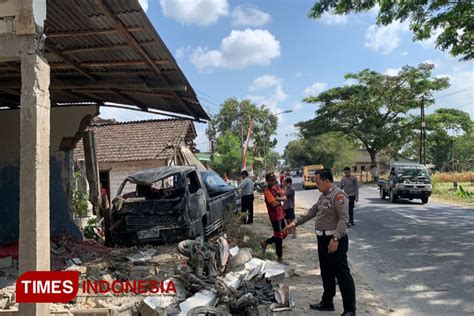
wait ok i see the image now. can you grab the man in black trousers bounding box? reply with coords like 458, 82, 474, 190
286, 168, 356, 316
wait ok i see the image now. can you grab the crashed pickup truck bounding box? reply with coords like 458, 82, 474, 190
378, 163, 432, 204
109, 166, 237, 245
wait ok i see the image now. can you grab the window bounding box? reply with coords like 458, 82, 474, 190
353, 166, 357, 172
186, 172, 201, 194
361, 166, 366, 171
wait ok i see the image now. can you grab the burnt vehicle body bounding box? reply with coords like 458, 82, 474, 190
109, 166, 236, 245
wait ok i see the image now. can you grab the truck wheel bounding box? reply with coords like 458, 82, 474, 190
421, 197, 429, 204
389, 190, 397, 203
379, 187, 386, 200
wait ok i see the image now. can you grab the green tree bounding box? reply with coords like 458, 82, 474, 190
297, 64, 450, 168
284, 132, 357, 170
206, 98, 279, 174
210, 131, 241, 177
308, 0, 474, 61
425, 108, 473, 170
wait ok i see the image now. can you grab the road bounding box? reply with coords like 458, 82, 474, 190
291, 176, 474, 315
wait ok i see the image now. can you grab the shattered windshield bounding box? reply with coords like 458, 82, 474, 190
201, 172, 229, 189
397, 166, 430, 178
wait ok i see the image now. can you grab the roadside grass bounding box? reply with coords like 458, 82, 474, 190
432, 181, 474, 206
223, 200, 278, 261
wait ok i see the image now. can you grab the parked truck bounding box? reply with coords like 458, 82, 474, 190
108, 166, 237, 245
378, 163, 432, 204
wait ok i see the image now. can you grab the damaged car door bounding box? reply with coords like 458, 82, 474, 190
185, 170, 207, 237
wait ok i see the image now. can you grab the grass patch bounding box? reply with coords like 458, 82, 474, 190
432, 181, 474, 206
223, 207, 278, 261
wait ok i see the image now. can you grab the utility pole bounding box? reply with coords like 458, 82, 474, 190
419, 96, 426, 165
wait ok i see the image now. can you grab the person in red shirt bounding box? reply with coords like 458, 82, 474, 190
279, 170, 286, 189
261, 172, 288, 263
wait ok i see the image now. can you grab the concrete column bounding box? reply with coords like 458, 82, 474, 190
19, 53, 51, 316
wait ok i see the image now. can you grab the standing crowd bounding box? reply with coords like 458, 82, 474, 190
236, 167, 358, 316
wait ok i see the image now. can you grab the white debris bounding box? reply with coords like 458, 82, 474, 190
229, 246, 239, 257
178, 290, 217, 316
126, 249, 157, 262
243, 258, 265, 281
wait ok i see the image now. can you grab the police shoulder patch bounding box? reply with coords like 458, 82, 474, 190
335, 193, 345, 205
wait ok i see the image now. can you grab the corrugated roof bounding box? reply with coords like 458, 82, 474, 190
0, 0, 208, 121
74, 118, 197, 162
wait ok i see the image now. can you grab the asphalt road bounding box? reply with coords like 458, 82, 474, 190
291, 176, 474, 315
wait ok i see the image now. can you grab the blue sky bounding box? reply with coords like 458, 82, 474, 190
101, 0, 474, 154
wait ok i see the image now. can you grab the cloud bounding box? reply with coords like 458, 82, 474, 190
365, 21, 409, 55
304, 82, 328, 96
175, 46, 191, 60
247, 75, 288, 117
385, 67, 401, 76
190, 29, 281, 71
401, 51, 408, 56
293, 102, 303, 111
319, 12, 348, 25
159, 0, 229, 26
232, 6, 272, 27
138, 0, 148, 12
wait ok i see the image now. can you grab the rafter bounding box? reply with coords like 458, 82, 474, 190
46, 44, 97, 81
46, 26, 143, 38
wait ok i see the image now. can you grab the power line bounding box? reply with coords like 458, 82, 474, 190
196, 89, 224, 104
435, 86, 474, 100
453, 101, 474, 109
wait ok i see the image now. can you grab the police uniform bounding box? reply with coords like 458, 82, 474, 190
295, 185, 356, 314
340, 175, 359, 226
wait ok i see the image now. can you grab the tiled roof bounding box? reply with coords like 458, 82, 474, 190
74, 119, 196, 162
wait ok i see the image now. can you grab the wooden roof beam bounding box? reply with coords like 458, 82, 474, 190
46, 44, 98, 81
49, 59, 170, 69
94, 0, 163, 78
58, 40, 155, 54
110, 89, 148, 111
46, 27, 143, 38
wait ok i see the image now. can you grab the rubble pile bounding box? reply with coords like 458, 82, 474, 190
0, 235, 295, 315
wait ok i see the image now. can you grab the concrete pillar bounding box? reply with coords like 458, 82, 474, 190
19, 53, 51, 316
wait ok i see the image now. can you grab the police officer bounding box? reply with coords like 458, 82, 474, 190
340, 167, 359, 226
286, 168, 356, 316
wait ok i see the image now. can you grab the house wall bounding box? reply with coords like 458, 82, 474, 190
0, 106, 98, 245
99, 159, 168, 198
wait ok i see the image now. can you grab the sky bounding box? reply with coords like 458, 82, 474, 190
100, 0, 474, 154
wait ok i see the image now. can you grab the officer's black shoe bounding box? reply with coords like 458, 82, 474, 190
309, 301, 335, 311
341, 311, 356, 316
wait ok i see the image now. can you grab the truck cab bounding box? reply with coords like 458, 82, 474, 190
378, 163, 432, 204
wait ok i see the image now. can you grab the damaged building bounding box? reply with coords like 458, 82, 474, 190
74, 118, 198, 199
0, 0, 208, 314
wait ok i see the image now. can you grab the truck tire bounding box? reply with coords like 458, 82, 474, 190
389, 190, 397, 203
379, 187, 386, 200
421, 197, 429, 204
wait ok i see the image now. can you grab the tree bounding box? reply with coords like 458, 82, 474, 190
284, 132, 357, 170
308, 0, 473, 61
210, 131, 241, 177
206, 98, 279, 174
297, 64, 450, 169
425, 108, 473, 170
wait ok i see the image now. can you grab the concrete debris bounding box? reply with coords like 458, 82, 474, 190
243, 235, 250, 243
178, 290, 217, 316
227, 248, 252, 269
0, 257, 12, 269
126, 249, 157, 263
0, 297, 9, 310
229, 246, 239, 257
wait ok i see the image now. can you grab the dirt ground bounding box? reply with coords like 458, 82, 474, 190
250, 197, 393, 315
